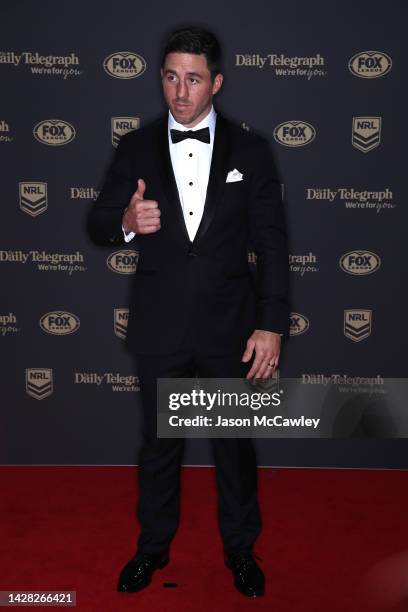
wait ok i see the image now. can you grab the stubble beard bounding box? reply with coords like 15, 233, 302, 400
171, 99, 212, 128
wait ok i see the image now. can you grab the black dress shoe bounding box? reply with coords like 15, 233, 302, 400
117, 551, 169, 593
225, 551, 265, 597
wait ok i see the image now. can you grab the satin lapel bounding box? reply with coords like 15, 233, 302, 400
154, 117, 191, 244
192, 114, 230, 248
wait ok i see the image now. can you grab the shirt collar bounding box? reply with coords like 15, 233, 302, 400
168, 105, 216, 143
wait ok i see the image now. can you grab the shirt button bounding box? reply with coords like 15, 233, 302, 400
189, 211, 193, 215
189, 153, 193, 157
189, 181, 193, 186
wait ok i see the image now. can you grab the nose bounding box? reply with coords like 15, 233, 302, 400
176, 78, 188, 100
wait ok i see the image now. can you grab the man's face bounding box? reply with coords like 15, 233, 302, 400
161, 52, 223, 128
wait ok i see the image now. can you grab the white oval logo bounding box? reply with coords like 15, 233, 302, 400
290, 312, 310, 336
103, 52, 146, 79
107, 250, 138, 274
40, 311, 80, 335
348, 51, 392, 79
33, 119, 76, 146
339, 250, 381, 275
273, 121, 316, 147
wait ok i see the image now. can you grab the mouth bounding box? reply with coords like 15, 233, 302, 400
174, 102, 191, 110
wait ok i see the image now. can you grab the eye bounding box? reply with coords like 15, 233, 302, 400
167, 74, 177, 82
189, 78, 199, 84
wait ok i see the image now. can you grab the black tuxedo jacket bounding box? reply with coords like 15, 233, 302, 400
88, 113, 289, 355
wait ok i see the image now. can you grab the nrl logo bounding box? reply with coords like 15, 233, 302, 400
352, 117, 381, 152
114, 308, 129, 339
26, 368, 53, 400
290, 312, 310, 336
344, 309, 372, 342
111, 117, 140, 148
19, 182, 47, 216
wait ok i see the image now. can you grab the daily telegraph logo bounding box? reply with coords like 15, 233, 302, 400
0, 313, 19, 336
352, 117, 381, 152
349, 51, 392, 78
103, 52, 146, 79
289, 253, 319, 275
0, 119, 13, 143
290, 312, 310, 336
306, 187, 395, 212
0, 51, 82, 78
19, 182, 47, 216
70, 187, 99, 201
74, 372, 140, 392
274, 121, 316, 147
344, 309, 372, 342
26, 368, 53, 400
107, 250, 138, 274
0, 250, 86, 274
39, 311, 80, 335
339, 251, 381, 275
33, 119, 75, 146
302, 373, 384, 387
111, 117, 140, 147
235, 54, 327, 78
114, 308, 129, 340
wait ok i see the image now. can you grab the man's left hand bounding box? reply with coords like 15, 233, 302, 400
242, 330, 281, 380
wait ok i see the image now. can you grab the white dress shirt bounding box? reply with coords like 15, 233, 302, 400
123, 105, 216, 243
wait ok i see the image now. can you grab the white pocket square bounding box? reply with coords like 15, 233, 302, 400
226, 168, 243, 183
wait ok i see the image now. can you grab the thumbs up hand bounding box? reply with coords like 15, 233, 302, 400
122, 178, 161, 234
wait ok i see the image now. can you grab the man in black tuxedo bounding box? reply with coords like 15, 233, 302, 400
88, 27, 289, 598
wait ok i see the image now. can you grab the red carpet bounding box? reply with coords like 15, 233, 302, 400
1, 466, 407, 611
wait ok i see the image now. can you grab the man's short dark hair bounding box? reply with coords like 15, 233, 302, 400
162, 27, 222, 80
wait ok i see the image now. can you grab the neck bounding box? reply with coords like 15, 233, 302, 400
170, 104, 214, 129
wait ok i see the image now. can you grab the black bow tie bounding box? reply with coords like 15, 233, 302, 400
170, 126, 211, 144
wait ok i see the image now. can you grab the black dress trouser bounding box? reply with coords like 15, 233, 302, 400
132, 339, 262, 557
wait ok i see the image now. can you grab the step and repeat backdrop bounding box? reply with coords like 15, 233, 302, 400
1, 0, 405, 466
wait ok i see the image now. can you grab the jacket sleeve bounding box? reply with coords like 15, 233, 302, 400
248, 137, 290, 336
87, 135, 135, 246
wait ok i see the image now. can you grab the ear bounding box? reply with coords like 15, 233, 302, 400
160, 68, 164, 78
212, 73, 224, 95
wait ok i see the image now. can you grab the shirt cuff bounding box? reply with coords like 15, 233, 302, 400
122, 226, 136, 242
